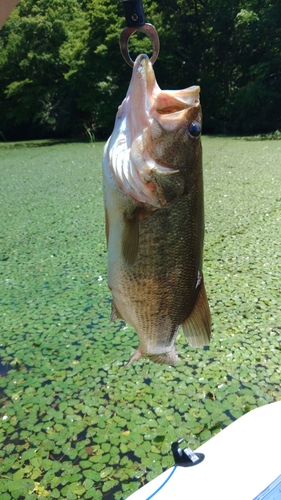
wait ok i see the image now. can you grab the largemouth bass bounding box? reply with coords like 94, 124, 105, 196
103, 54, 211, 365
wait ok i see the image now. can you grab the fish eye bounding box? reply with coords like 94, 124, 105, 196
188, 122, 201, 137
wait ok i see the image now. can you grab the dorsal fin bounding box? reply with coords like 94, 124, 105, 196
182, 277, 211, 347
122, 210, 139, 267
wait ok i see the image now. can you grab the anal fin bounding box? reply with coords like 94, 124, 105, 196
182, 277, 211, 348
125, 348, 143, 367
122, 210, 139, 267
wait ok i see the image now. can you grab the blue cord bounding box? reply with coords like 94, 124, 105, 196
145, 466, 177, 500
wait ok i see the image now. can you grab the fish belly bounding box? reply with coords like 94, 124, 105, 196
105, 172, 203, 358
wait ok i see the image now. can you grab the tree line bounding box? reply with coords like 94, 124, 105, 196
0, 0, 280, 141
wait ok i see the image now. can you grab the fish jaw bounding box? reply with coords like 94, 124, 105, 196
104, 54, 202, 208
104, 54, 160, 206
119, 53, 159, 136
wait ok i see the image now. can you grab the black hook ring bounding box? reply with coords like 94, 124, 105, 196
119, 23, 160, 67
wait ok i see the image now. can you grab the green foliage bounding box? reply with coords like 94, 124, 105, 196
228, 0, 281, 133
0, 0, 280, 139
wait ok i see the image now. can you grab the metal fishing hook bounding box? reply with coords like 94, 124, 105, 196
119, 0, 160, 67
119, 23, 160, 67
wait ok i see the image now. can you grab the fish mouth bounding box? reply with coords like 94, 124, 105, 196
128, 54, 200, 122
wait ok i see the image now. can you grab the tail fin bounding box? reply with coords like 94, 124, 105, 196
147, 347, 179, 365
125, 346, 179, 366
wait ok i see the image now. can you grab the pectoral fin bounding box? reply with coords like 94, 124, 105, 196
182, 277, 211, 347
110, 302, 123, 321
122, 210, 139, 267
105, 209, 109, 247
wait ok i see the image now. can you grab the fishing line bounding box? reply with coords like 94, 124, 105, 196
145, 465, 177, 500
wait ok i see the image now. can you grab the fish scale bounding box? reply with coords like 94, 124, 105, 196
134, 197, 200, 329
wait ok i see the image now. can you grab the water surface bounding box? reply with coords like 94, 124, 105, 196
1, 139, 281, 499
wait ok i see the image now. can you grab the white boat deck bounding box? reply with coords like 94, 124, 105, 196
127, 401, 281, 500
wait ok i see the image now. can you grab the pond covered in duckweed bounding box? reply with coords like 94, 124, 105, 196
0, 138, 281, 499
